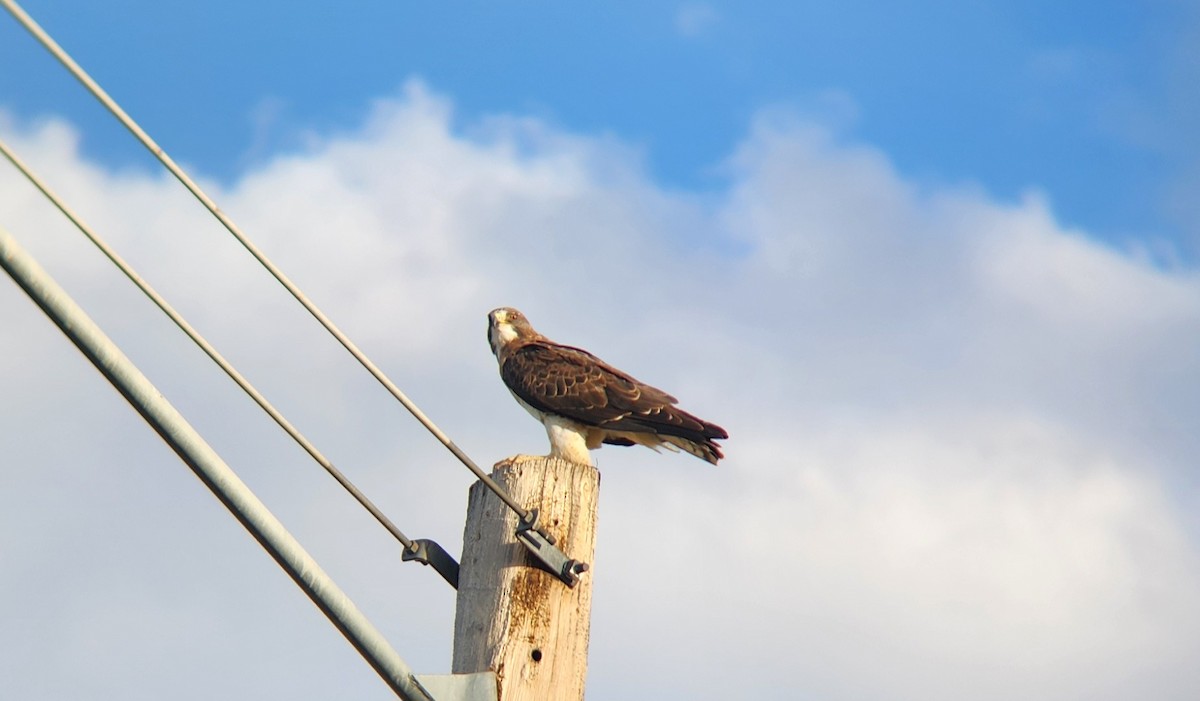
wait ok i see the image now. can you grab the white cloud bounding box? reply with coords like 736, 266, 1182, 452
2, 81, 1199, 700
675, 3, 720, 38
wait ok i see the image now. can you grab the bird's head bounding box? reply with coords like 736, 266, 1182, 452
487, 307, 536, 357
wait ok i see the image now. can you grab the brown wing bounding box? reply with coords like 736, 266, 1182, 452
500, 341, 728, 447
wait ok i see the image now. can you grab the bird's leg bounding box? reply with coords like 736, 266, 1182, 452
544, 417, 595, 466
494, 418, 594, 469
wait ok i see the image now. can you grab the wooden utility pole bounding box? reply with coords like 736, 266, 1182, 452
452, 457, 600, 701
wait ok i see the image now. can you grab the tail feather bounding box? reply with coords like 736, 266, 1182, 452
662, 434, 723, 465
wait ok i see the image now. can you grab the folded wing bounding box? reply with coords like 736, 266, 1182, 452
500, 341, 728, 463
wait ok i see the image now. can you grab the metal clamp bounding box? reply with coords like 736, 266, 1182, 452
515, 508, 589, 588
402, 538, 461, 589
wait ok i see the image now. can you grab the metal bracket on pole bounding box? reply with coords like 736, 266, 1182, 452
416, 672, 497, 701
401, 538, 460, 590
515, 508, 589, 588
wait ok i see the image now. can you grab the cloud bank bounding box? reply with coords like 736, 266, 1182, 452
2, 81, 1198, 700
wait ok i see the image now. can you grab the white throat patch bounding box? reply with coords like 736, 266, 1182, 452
490, 321, 519, 355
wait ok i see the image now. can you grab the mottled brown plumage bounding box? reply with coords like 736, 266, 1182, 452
488, 307, 727, 465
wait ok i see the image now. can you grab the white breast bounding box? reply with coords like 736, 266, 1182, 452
509, 389, 546, 423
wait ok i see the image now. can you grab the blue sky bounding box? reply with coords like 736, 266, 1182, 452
3, 2, 1200, 700
2, 1, 1197, 259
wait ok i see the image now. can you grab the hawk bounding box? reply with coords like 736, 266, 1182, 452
487, 307, 728, 466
